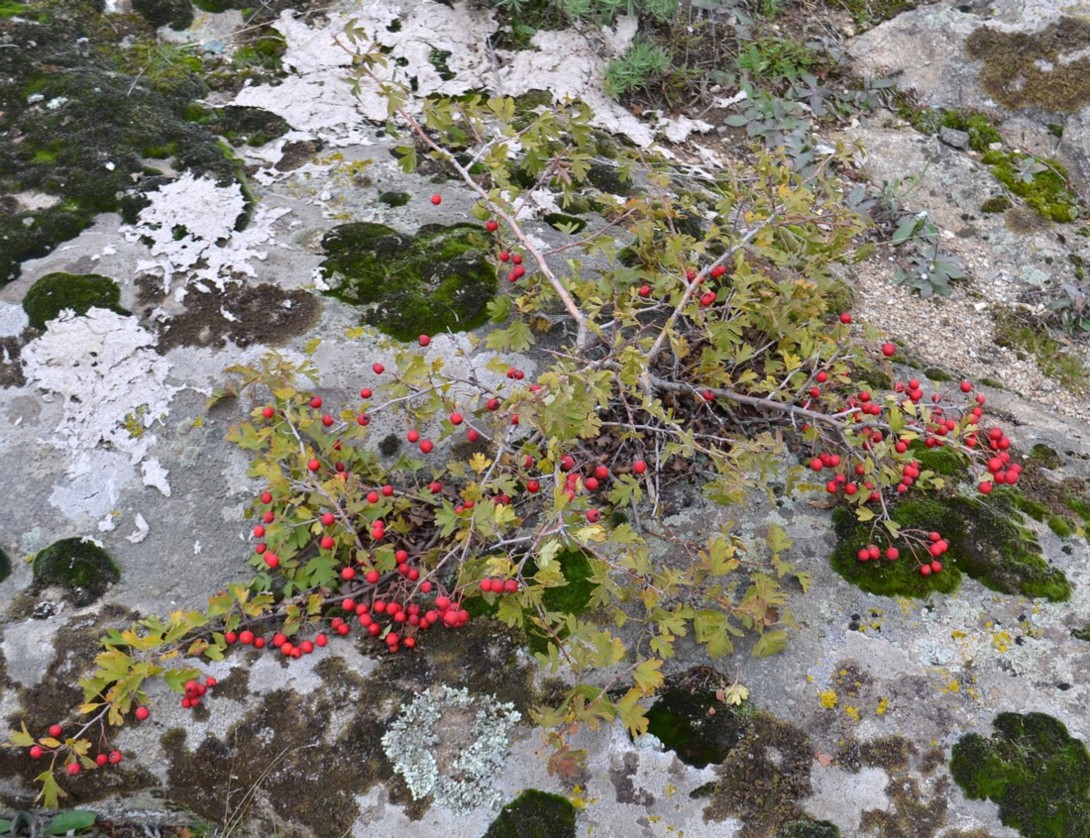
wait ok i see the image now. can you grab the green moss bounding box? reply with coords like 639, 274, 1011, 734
208, 106, 289, 148
0, 544, 10, 584
0, 3, 259, 285
1048, 515, 1076, 539
965, 18, 1090, 112
981, 196, 1012, 214
922, 367, 952, 382
986, 153, 1082, 223
132, 0, 194, 30
483, 789, 577, 838
524, 549, 596, 654
645, 669, 746, 768
950, 712, 1090, 837
1028, 443, 1061, 469
320, 222, 497, 342
22, 272, 129, 329
1067, 496, 1090, 524
378, 191, 412, 207
777, 820, 842, 838
831, 492, 1071, 601
1073, 624, 1090, 643
940, 110, 1002, 153
828, 0, 916, 29
1013, 495, 1048, 522
909, 441, 969, 478
33, 537, 120, 606
979, 377, 1004, 389
993, 308, 1089, 394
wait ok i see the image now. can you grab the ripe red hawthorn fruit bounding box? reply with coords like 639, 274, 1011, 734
710, 264, 727, 278
486, 219, 499, 232
881, 342, 896, 357
310, 396, 322, 409
261, 491, 273, 504
816, 371, 828, 383
512, 254, 523, 265
431, 194, 442, 205
839, 312, 852, 324
307, 459, 321, 472
49, 723, 63, 738
526, 479, 540, 493
265, 554, 280, 569
134, 706, 150, 722
407, 429, 420, 443
420, 439, 434, 454
321, 536, 335, 550
885, 547, 899, 560
262, 406, 275, 419
360, 387, 372, 399
919, 564, 932, 577
450, 412, 463, 425
29, 745, 43, 759
67, 763, 80, 776
224, 631, 238, 644
315, 633, 328, 647
638, 285, 651, 297
586, 509, 602, 523
560, 455, 575, 471
498, 251, 510, 262
633, 460, 647, 474
372, 362, 385, 375
239, 630, 254, 645
321, 512, 335, 526
466, 428, 480, 443
254, 637, 266, 649
109, 750, 123, 764
419, 334, 431, 346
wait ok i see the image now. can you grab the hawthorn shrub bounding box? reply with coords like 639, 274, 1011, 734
5, 23, 1025, 809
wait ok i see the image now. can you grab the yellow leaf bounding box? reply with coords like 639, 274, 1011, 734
468, 452, 492, 473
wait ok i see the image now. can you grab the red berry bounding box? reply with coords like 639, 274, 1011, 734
419, 334, 431, 346
586, 509, 602, 523
960, 381, 973, 393
919, 564, 932, 577
633, 460, 647, 474
360, 387, 372, 399
135, 706, 149, 722
29, 745, 43, 759
260, 491, 273, 504
430, 194, 442, 205
930, 560, 943, 574
49, 724, 63, 738
638, 285, 651, 298
321, 536, 335, 550
885, 547, 899, 560
321, 512, 335, 526
309, 396, 322, 409
265, 554, 280, 569
316, 633, 328, 647
372, 362, 385, 375
810, 458, 823, 471
262, 406, 275, 419
839, 312, 852, 324
486, 219, 499, 232
307, 459, 321, 472
239, 630, 254, 645
67, 762, 81, 776
407, 430, 420, 443
881, 342, 896, 357
526, 479, 540, 493
498, 251, 510, 262
419, 439, 433, 454
322, 414, 334, 427
109, 750, 122, 764
449, 412, 463, 425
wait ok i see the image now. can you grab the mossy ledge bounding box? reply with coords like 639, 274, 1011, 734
483, 789, 578, 838
32, 537, 120, 606
22, 272, 129, 330
320, 222, 497, 341
950, 712, 1090, 837
830, 492, 1071, 601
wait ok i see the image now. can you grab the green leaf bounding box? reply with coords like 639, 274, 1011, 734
46, 811, 97, 835
752, 629, 789, 658
35, 770, 65, 809
0, 818, 10, 835
890, 216, 920, 246
8, 721, 34, 748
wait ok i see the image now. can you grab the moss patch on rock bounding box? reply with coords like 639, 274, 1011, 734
22, 272, 129, 329
965, 17, 1090, 113
704, 710, 815, 837
950, 712, 1090, 837
645, 667, 746, 769
982, 152, 1082, 223
483, 789, 577, 838
993, 307, 1089, 393
0, 544, 10, 584
831, 492, 1070, 601
0, 1, 266, 285
320, 222, 497, 341
32, 537, 120, 606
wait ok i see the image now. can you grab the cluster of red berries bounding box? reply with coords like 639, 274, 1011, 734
181, 676, 217, 709
29, 723, 127, 774
856, 530, 947, 576
480, 578, 520, 593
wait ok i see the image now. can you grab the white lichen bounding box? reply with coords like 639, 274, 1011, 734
380, 685, 521, 814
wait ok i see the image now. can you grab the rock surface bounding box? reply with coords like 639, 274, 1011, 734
1, 1, 1089, 836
